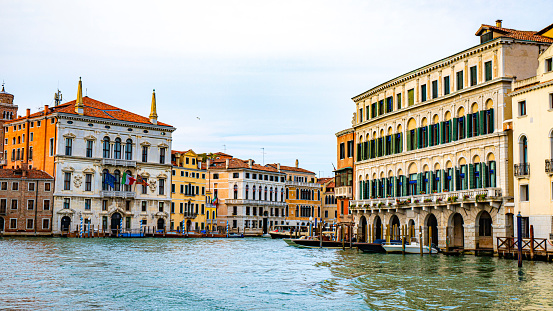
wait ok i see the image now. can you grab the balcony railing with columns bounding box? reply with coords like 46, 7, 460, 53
335, 186, 352, 199
100, 190, 136, 199
225, 199, 286, 206
514, 163, 530, 178
101, 159, 137, 167
351, 187, 502, 212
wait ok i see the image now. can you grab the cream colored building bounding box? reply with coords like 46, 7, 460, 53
350, 21, 553, 251
509, 41, 553, 240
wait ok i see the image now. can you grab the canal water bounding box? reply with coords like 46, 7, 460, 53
1, 238, 552, 310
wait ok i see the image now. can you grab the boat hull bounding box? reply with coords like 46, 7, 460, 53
290, 239, 346, 249
353, 243, 386, 253
382, 243, 439, 254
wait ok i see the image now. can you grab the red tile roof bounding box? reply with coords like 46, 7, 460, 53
7, 96, 173, 127
316, 177, 333, 185
209, 158, 282, 173
267, 164, 315, 175
0, 168, 53, 179
475, 24, 553, 43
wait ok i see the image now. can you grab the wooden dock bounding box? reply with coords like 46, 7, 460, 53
496, 237, 553, 262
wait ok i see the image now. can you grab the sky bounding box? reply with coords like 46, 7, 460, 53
0, 1, 551, 176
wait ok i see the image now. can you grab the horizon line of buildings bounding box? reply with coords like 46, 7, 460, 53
0, 81, 345, 236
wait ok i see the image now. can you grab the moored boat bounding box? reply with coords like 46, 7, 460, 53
382, 242, 439, 254
354, 239, 398, 253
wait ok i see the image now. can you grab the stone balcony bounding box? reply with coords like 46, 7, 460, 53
225, 199, 286, 207
100, 190, 136, 199
350, 187, 502, 213
285, 181, 321, 188
335, 186, 353, 199
546, 160, 553, 175
514, 163, 530, 178
101, 159, 137, 167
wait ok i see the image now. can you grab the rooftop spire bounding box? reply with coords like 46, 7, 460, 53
149, 89, 158, 124
75, 77, 84, 115
1, 81, 4, 92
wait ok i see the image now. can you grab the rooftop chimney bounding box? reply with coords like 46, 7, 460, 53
277, 163, 281, 172
44, 105, 49, 115
295, 159, 299, 168
248, 159, 253, 168
225, 159, 229, 169
26, 108, 30, 117
496, 19, 502, 28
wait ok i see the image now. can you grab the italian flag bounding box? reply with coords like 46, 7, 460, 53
122, 172, 136, 186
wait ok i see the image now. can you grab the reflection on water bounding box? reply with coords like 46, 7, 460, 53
1, 238, 552, 310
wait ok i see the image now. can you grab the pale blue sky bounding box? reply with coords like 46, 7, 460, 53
0, 1, 551, 175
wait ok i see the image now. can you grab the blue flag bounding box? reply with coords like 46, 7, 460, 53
104, 172, 116, 188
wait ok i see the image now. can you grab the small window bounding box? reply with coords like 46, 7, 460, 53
470, 65, 477, 86
456, 71, 464, 91
213, 173, 219, 179
431, 80, 438, 99
233, 173, 239, 178
420, 84, 427, 102
85, 199, 91, 210
44, 183, 51, 192
245, 173, 250, 178
42, 218, 50, 230
484, 61, 492, 81
27, 199, 34, 210
520, 184, 529, 201
546, 58, 553, 73
396, 93, 402, 109
43, 200, 50, 211
407, 89, 414, 106
10, 218, 17, 229
519, 100, 527, 116
549, 93, 553, 110
0, 182, 7, 190
28, 182, 35, 191
26, 219, 34, 229
12, 182, 19, 191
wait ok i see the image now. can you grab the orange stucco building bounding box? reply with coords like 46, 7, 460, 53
335, 128, 354, 223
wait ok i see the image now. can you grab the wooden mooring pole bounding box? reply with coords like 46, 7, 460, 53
530, 225, 535, 261
517, 212, 523, 267
419, 226, 423, 256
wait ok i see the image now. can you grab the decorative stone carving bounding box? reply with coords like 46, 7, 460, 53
73, 174, 82, 188
149, 180, 157, 193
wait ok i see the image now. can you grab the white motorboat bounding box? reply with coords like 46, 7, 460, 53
382, 242, 439, 254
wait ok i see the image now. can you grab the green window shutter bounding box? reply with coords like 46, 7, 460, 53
417, 128, 421, 149
401, 176, 407, 197
406, 131, 411, 151
439, 122, 443, 144
469, 164, 475, 189
383, 178, 387, 197
364, 142, 368, 160
467, 114, 472, 138
416, 173, 422, 194
462, 166, 468, 190
452, 118, 458, 141
357, 144, 361, 161
482, 162, 488, 188
489, 108, 494, 134
392, 176, 396, 197
454, 168, 460, 191
437, 170, 442, 192
427, 172, 432, 194
478, 110, 480, 135
359, 181, 363, 199
477, 163, 483, 189
383, 136, 388, 155
391, 135, 396, 154
375, 139, 380, 157
426, 126, 430, 147
399, 133, 403, 153
490, 161, 496, 187
368, 180, 372, 198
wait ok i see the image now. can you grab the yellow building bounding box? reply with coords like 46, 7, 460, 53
509, 41, 553, 240
268, 160, 322, 226
170, 149, 211, 232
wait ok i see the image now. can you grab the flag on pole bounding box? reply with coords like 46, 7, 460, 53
211, 193, 218, 204
104, 172, 116, 188
136, 175, 149, 186
122, 172, 136, 186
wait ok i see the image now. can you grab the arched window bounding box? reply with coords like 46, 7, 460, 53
233, 184, 238, 199
252, 185, 256, 200
102, 137, 110, 158
114, 138, 122, 159
521, 136, 528, 164
258, 186, 262, 200
114, 170, 121, 191
245, 185, 249, 200
270, 187, 273, 201
125, 139, 133, 160
281, 188, 284, 202
264, 187, 268, 201
102, 169, 110, 191
286, 188, 289, 200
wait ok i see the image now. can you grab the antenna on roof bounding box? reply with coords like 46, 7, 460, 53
223, 144, 226, 153
86, 88, 87, 97
261, 147, 266, 165
54, 89, 62, 106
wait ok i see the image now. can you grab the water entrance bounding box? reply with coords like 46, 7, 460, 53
426, 214, 438, 246
478, 211, 493, 249
61, 216, 71, 232
374, 216, 382, 240
359, 216, 367, 242
111, 213, 122, 235
451, 213, 464, 248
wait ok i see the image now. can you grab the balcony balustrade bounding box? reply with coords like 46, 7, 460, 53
225, 199, 286, 206
183, 212, 198, 218
546, 160, 553, 175
100, 190, 136, 199
514, 163, 530, 178
101, 158, 137, 167
351, 187, 502, 212
335, 186, 353, 199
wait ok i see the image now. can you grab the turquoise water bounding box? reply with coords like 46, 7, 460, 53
1, 238, 552, 310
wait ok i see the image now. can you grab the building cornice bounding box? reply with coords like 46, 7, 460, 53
509, 79, 553, 97
335, 128, 354, 137
351, 38, 549, 102
55, 113, 176, 132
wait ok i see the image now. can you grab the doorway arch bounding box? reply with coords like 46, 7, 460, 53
359, 216, 367, 242
408, 219, 415, 241
158, 218, 166, 231
0, 217, 4, 231
373, 216, 382, 240
425, 214, 438, 247
61, 216, 71, 232
449, 213, 464, 249
111, 213, 122, 234
186, 219, 191, 232
477, 211, 493, 249
389, 215, 400, 240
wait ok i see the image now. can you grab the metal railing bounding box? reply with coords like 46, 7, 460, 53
514, 163, 530, 177
351, 187, 502, 211
101, 159, 137, 167
225, 199, 286, 206
100, 190, 136, 199
183, 212, 198, 218
546, 160, 553, 175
